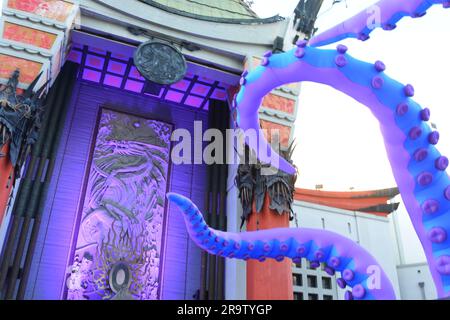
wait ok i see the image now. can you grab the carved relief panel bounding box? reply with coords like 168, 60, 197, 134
66, 108, 172, 300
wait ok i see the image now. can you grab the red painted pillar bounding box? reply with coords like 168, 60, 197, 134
246, 193, 293, 300
0, 143, 14, 227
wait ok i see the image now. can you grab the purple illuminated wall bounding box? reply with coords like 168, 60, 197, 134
24, 80, 208, 300
66, 109, 172, 300
67, 45, 229, 111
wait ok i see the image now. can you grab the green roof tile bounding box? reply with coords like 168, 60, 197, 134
145, 0, 259, 20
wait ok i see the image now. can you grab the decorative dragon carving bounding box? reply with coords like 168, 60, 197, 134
236, 144, 297, 229
0, 70, 46, 177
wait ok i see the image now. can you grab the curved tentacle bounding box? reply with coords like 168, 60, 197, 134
167, 193, 397, 300
309, 0, 450, 47
231, 42, 450, 298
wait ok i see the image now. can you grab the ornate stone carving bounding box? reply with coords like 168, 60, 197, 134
236, 143, 297, 229
133, 41, 187, 85
67, 109, 172, 300
0, 70, 46, 176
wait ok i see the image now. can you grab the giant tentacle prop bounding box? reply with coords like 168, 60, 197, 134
227, 40, 450, 298
309, 0, 450, 47
167, 193, 396, 300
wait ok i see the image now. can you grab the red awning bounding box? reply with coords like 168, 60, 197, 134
294, 187, 400, 217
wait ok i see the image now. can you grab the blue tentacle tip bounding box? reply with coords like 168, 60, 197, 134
166, 193, 189, 209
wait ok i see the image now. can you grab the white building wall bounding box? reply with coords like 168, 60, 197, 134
397, 263, 437, 300
390, 196, 428, 263
353, 212, 401, 299
390, 197, 437, 300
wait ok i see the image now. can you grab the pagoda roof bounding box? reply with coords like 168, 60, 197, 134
139, 0, 284, 24
294, 187, 400, 217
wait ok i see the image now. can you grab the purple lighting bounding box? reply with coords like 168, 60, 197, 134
82, 69, 101, 83
111, 52, 128, 60
66, 109, 172, 300
164, 90, 183, 103
191, 83, 210, 96
170, 79, 190, 91
85, 55, 105, 70
104, 74, 123, 88
199, 76, 215, 84
211, 88, 227, 100
89, 46, 107, 55
107, 61, 127, 75
28, 75, 208, 300
72, 45, 230, 110
185, 95, 204, 108
124, 80, 144, 93
129, 66, 145, 80
67, 50, 82, 64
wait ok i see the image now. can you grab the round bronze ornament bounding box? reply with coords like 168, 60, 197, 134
133, 41, 187, 85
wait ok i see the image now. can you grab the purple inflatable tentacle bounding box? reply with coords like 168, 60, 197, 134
167, 193, 397, 300
235, 41, 450, 298
310, 0, 450, 47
